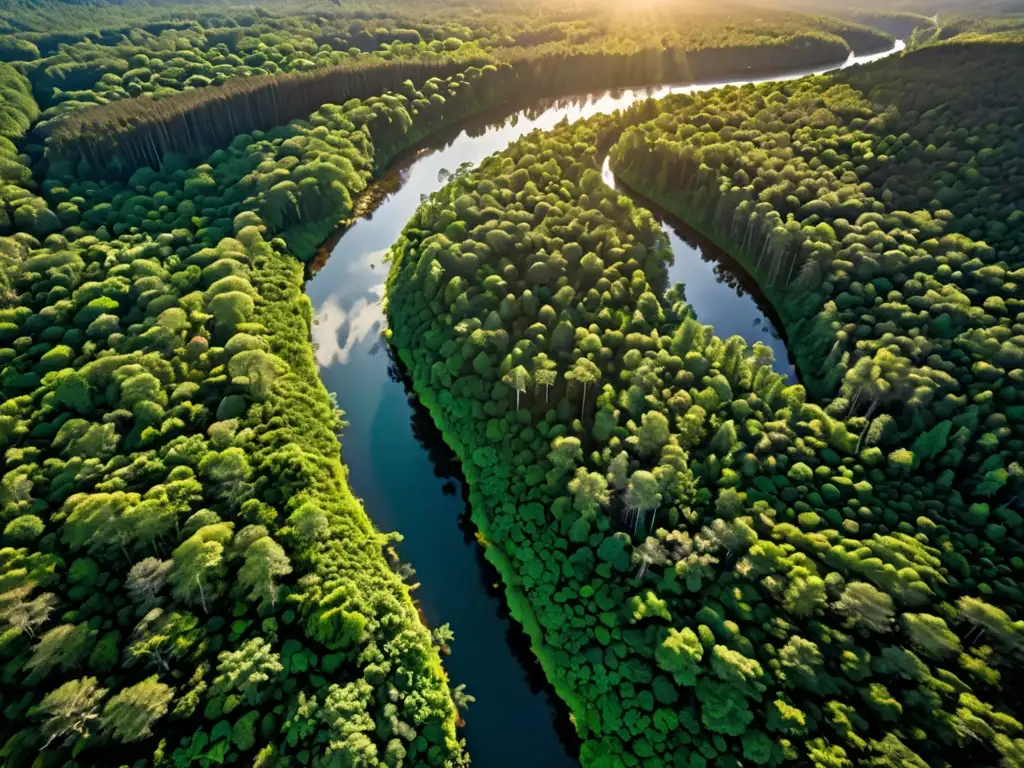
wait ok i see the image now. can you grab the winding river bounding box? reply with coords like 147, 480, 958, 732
306, 39, 904, 767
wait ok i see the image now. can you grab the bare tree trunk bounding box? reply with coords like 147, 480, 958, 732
863, 396, 881, 422
785, 251, 799, 286
197, 575, 208, 615
856, 419, 871, 454
846, 387, 863, 418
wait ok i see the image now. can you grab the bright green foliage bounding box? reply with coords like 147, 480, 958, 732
211, 638, 283, 706
238, 535, 293, 609
0, 32, 503, 765
387, 36, 1024, 766
656, 627, 704, 685
169, 523, 233, 614
100, 676, 174, 743
36, 677, 108, 749
0, 2, 1015, 766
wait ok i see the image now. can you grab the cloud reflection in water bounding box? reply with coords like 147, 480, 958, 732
313, 282, 387, 368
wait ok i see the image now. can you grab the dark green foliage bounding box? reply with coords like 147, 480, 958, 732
387, 33, 1024, 767
0, 223, 468, 766
610, 35, 1024, 496
2, 1, 1016, 766
31, 2, 899, 182
44, 55, 498, 179
43, 63, 512, 259
0, 23, 509, 766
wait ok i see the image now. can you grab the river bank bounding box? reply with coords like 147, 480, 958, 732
306, 39, 903, 766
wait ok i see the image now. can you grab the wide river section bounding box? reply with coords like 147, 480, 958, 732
306, 40, 904, 768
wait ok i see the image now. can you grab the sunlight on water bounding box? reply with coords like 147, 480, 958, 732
304, 39, 904, 768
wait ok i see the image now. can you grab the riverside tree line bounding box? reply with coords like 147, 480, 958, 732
0, 0, 1017, 766
385, 28, 1024, 768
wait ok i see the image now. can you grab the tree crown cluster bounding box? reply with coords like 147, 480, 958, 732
385, 32, 1024, 768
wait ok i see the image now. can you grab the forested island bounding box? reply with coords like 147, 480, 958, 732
1, 0, 1023, 766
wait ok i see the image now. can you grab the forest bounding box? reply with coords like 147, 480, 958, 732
386, 22, 1024, 768
0, 0, 1021, 766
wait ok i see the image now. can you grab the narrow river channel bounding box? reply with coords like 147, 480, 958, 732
601, 157, 799, 382
305, 39, 904, 767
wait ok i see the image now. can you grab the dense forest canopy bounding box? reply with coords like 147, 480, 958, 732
0, 51, 514, 767
0, 0, 1023, 766
386, 24, 1024, 768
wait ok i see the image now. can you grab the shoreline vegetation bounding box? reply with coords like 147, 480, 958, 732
0, 2, 1021, 766
384, 29, 1024, 768
33, 24, 892, 180
0, 12, 893, 766
308, 36, 906, 277
605, 172, 802, 383
1, 59, 520, 767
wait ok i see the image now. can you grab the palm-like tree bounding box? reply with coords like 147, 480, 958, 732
503, 365, 532, 411
565, 357, 602, 420
624, 470, 662, 536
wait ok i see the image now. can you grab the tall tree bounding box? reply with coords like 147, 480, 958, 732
833, 581, 894, 634
126, 558, 173, 608
100, 676, 174, 743
238, 536, 292, 609
634, 410, 671, 456
127, 608, 200, 673
632, 536, 669, 579
0, 584, 56, 638
607, 450, 630, 491
624, 470, 662, 535
169, 523, 233, 614
655, 626, 703, 686
565, 357, 602, 419
568, 467, 610, 519
502, 365, 532, 411
548, 436, 583, 473
901, 613, 961, 660
128, 498, 177, 557
286, 503, 330, 549
37, 677, 107, 749
212, 637, 283, 706
25, 623, 94, 682
532, 353, 558, 403
61, 492, 139, 564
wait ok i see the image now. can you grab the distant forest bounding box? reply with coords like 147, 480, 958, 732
1, 1, 1022, 767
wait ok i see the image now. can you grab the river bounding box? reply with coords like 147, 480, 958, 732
305, 39, 904, 768
600, 157, 799, 382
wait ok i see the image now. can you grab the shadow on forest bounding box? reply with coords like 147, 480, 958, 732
384, 345, 584, 759
610, 179, 801, 384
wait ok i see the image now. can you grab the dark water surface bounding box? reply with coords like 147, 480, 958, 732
600, 161, 798, 382
304, 40, 903, 767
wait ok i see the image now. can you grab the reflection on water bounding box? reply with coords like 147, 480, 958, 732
313, 285, 386, 368
600, 157, 796, 380
601, 156, 797, 382
660, 222, 797, 381
304, 39, 902, 767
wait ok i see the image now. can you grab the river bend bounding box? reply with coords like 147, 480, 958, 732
305, 39, 904, 767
